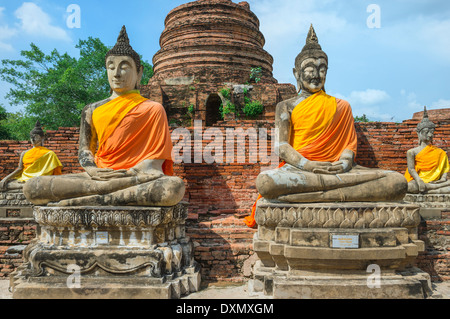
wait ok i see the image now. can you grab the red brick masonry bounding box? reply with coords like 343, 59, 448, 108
0, 116, 449, 282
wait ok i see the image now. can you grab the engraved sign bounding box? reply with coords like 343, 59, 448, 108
96, 231, 109, 244
331, 234, 359, 249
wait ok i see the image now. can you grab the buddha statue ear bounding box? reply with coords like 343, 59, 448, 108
293, 67, 302, 94
135, 65, 144, 90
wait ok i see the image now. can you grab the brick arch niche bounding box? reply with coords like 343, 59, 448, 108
205, 93, 223, 126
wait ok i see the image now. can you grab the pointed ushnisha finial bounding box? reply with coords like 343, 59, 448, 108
30, 120, 44, 136
295, 24, 328, 69
417, 106, 436, 132
423, 106, 429, 119
117, 25, 130, 45
306, 24, 318, 45
105, 25, 141, 71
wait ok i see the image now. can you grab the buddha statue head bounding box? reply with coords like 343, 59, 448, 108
294, 24, 328, 94
105, 25, 144, 95
416, 107, 436, 144
30, 120, 45, 146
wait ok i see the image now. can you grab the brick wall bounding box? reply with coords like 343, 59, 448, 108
417, 211, 450, 281
0, 116, 449, 282
0, 218, 36, 278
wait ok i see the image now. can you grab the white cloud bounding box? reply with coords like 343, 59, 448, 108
377, 15, 450, 65
401, 90, 422, 110
430, 99, 450, 109
0, 7, 17, 51
333, 89, 394, 121
251, 0, 347, 46
347, 89, 390, 106
14, 2, 70, 41
336, 89, 390, 106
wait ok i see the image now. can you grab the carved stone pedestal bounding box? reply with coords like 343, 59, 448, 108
11, 202, 201, 299
404, 193, 450, 219
249, 200, 432, 299
0, 190, 33, 218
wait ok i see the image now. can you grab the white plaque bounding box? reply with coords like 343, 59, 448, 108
331, 234, 359, 249
96, 231, 109, 244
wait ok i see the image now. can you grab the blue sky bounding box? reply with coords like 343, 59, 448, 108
0, 0, 449, 122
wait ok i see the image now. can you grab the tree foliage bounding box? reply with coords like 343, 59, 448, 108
0, 37, 153, 140
354, 114, 371, 122
0, 105, 11, 140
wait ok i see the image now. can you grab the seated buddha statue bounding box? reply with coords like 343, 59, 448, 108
244, 25, 406, 227
404, 107, 450, 194
23, 26, 185, 207
0, 121, 62, 192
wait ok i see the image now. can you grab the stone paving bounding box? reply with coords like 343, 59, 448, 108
0, 279, 448, 299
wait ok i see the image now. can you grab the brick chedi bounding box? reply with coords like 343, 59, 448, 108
151, 0, 276, 84
141, 0, 297, 126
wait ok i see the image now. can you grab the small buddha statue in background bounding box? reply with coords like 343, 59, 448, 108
245, 25, 407, 227
23, 26, 185, 207
0, 121, 62, 191
405, 107, 450, 194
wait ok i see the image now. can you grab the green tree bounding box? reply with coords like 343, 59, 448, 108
354, 114, 371, 122
0, 37, 153, 138
0, 110, 35, 140
0, 105, 11, 139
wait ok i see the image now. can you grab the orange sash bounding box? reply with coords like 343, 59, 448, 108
291, 91, 357, 162
17, 146, 62, 182
404, 145, 449, 183
93, 92, 174, 175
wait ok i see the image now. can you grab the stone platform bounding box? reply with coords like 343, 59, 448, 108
404, 193, 449, 219
249, 200, 432, 299
403, 194, 450, 219
10, 202, 201, 299
404, 193, 450, 208
0, 191, 33, 218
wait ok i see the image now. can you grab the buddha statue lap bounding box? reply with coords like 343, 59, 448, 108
23, 26, 185, 207
0, 121, 62, 192
405, 107, 450, 194
244, 25, 407, 227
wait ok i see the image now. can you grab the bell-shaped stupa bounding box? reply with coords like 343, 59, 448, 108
143, 0, 296, 126
150, 0, 276, 84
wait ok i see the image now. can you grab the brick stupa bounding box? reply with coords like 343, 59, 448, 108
142, 0, 297, 126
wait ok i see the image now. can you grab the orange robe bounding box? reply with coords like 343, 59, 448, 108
92, 91, 174, 176
404, 145, 449, 183
243, 91, 357, 228
16, 146, 62, 182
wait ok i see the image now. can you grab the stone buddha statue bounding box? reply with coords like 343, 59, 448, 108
244, 25, 406, 227
23, 26, 185, 207
0, 120, 62, 192
405, 107, 450, 194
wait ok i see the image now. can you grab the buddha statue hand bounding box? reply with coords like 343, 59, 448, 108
300, 159, 352, 175
85, 166, 130, 181
416, 178, 427, 193
300, 159, 331, 173
312, 159, 353, 175
127, 167, 164, 184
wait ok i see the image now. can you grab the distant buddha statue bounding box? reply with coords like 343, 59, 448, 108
23, 26, 185, 207
244, 25, 407, 227
404, 107, 450, 194
0, 121, 62, 191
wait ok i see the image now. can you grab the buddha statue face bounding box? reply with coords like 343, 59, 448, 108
418, 127, 434, 144
294, 56, 328, 94
30, 121, 44, 146
106, 55, 143, 95
30, 133, 44, 146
